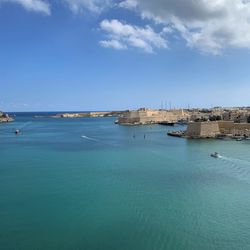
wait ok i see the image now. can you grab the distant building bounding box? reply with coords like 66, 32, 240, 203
117, 107, 250, 125
222, 110, 250, 123
118, 108, 189, 125
185, 121, 250, 138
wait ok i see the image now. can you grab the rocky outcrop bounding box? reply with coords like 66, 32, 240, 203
0, 111, 14, 123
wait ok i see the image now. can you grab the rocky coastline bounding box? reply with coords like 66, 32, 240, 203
34, 111, 125, 119
0, 111, 14, 123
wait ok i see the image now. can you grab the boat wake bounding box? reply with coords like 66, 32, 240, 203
81, 135, 98, 141
219, 156, 250, 166
213, 155, 250, 183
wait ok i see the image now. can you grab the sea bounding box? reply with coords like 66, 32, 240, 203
1, 112, 250, 250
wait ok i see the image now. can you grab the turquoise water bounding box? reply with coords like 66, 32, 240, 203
1, 113, 250, 250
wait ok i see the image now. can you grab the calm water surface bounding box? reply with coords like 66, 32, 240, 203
1, 113, 250, 250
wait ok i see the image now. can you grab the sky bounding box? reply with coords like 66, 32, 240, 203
1, 0, 250, 111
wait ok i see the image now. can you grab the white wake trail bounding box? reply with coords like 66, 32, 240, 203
219, 156, 250, 166
81, 135, 99, 141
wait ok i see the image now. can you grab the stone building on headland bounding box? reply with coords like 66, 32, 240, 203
185, 121, 250, 138
185, 121, 220, 138
117, 108, 189, 125
222, 109, 250, 123
188, 107, 250, 123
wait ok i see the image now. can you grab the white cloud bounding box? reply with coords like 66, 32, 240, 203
0, 0, 50, 14
4, 0, 250, 55
63, 0, 112, 14
119, 0, 250, 54
99, 19, 168, 53
99, 39, 127, 50
0, 0, 113, 15
118, 0, 137, 9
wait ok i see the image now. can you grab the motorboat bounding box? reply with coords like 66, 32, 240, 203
236, 138, 244, 141
210, 152, 220, 158
158, 121, 175, 126
15, 129, 20, 135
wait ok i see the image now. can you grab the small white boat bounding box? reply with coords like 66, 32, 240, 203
236, 137, 244, 141
210, 152, 220, 158
15, 129, 21, 135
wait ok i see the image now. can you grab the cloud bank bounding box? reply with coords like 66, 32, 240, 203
0, 0, 111, 15
119, 0, 250, 54
63, 0, 112, 14
99, 19, 168, 53
2, 0, 250, 54
0, 0, 50, 14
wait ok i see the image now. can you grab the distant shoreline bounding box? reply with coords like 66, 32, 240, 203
32, 111, 125, 119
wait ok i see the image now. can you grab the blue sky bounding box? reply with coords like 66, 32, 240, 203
1, 0, 250, 111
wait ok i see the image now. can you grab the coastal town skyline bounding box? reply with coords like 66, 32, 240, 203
1, 0, 250, 111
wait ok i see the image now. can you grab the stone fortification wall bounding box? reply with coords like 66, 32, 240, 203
118, 109, 189, 124
218, 121, 250, 136
217, 121, 234, 134
186, 122, 220, 138
200, 122, 220, 137
186, 121, 250, 138
118, 110, 160, 124
185, 122, 201, 137
118, 116, 140, 124
233, 123, 250, 136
